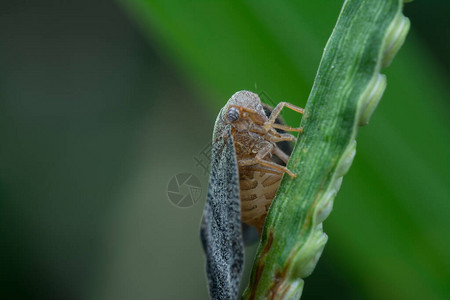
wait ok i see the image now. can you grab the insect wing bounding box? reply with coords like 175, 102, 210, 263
200, 119, 244, 300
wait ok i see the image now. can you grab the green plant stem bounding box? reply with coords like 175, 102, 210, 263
242, 1, 410, 299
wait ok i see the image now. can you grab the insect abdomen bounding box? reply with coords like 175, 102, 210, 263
239, 171, 283, 232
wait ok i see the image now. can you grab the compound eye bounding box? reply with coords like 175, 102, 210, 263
227, 107, 240, 122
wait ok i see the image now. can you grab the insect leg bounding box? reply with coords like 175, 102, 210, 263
245, 165, 284, 175
239, 158, 297, 178
268, 133, 297, 143
257, 160, 297, 178
238, 141, 273, 168
248, 124, 266, 135
264, 102, 304, 132
256, 143, 295, 176
249, 125, 298, 143
268, 102, 305, 122
273, 146, 290, 164
270, 123, 304, 133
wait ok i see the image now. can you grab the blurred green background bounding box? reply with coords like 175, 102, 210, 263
0, 1, 448, 299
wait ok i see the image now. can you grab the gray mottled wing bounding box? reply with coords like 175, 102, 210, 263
200, 121, 244, 300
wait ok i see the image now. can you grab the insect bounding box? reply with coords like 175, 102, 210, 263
200, 90, 304, 299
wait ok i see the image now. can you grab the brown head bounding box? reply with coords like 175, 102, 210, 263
221, 91, 268, 132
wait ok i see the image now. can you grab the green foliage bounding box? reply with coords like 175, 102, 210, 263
120, 0, 449, 299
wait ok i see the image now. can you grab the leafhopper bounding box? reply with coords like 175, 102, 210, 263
200, 90, 304, 299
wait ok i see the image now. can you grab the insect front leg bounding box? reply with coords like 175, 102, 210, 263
250, 124, 298, 143
264, 102, 304, 132
248, 124, 267, 135
270, 123, 304, 134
